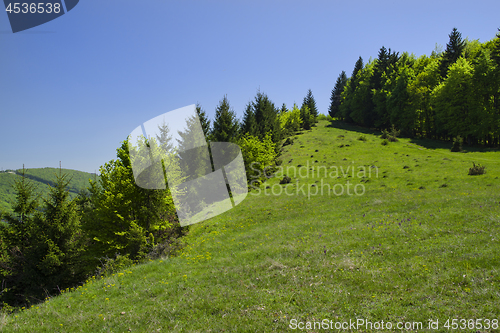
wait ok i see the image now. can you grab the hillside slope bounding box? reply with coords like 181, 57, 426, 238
3, 121, 500, 332
0, 168, 96, 214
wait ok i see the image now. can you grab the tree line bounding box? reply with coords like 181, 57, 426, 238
0, 89, 317, 309
329, 28, 500, 146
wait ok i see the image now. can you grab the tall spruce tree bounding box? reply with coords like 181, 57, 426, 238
211, 95, 240, 143
241, 102, 257, 136
300, 104, 311, 130
252, 92, 281, 145
156, 121, 174, 152
195, 103, 211, 139
341, 57, 364, 123
439, 28, 466, 78
303, 89, 318, 122
0, 168, 40, 305
329, 71, 348, 118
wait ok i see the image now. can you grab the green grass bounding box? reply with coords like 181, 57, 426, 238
2, 120, 500, 332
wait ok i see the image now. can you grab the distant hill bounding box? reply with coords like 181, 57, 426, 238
0, 168, 97, 215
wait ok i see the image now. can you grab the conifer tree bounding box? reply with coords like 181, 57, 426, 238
280, 103, 287, 114
252, 92, 282, 145
195, 103, 211, 139
300, 104, 311, 130
329, 71, 348, 118
211, 95, 240, 143
0, 168, 40, 305
241, 102, 257, 136
156, 121, 174, 152
303, 89, 318, 122
439, 28, 466, 78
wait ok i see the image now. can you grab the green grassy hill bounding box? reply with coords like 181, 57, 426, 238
3, 120, 500, 332
0, 168, 97, 215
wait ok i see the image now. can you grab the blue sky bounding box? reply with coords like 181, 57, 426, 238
1, 0, 499, 173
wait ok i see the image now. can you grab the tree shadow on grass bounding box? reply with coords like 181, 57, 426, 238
328, 120, 500, 153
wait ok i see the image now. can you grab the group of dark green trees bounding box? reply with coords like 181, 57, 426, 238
329, 28, 500, 146
204, 90, 318, 181
0, 89, 317, 309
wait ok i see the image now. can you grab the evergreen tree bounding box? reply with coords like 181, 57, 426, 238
0, 168, 40, 305
211, 95, 240, 143
252, 92, 282, 146
303, 89, 318, 122
195, 103, 211, 139
300, 104, 311, 130
439, 28, 466, 78
340, 56, 364, 123
241, 102, 257, 136
177, 111, 212, 179
329, 71, 348, 118
280, 103, 287, 114
0, 169, 86, 306
370, 46, 399, 128
33, 172, 86, 295
156, 121, 174, 152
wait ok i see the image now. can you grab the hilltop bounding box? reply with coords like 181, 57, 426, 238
2, 120, 500, 332
0, 168, 97, 214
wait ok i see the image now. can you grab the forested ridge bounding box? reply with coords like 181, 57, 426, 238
329, 28, 500, 146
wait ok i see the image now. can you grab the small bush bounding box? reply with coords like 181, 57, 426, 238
94, 254, 134, 278
388, 136, 398, 142
380, 130, 389, 139
283, 137, 294, 147
390, 125, 400, 138
279, 175, 292, 184
381, 139, 388, 146
317, 114, 333, 121
451, 136, 463, 152
468, 162, 486, 175
358, 135, 367, 141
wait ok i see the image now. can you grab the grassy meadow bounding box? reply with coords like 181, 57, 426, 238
2, 120, 499, 332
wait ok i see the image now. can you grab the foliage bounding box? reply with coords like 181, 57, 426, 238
81, 141, 183, 264
451, 135, 463, 152
329, 71, 348, 118
302, 89, 318, 122
468, 162, 486, 175
237, 133, 277, 184
300, 104, 312, 130
439, 27, 466, 78
332, 27, 500, 146
0, 170, 86, 307
211, 95, 240, 143
250, 92, 282, 148
279, 103, 302, 135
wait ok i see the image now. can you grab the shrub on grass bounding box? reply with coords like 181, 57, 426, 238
451, 136, 463, 152
381, 139, 389, 146
380, 129, 389, 139
358, 135, 367, 141
283, 137, 294, 147
468, 162, 486, 175
279, 175, 292, 184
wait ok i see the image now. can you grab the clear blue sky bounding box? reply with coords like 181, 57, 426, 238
1, 0, 499, 173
